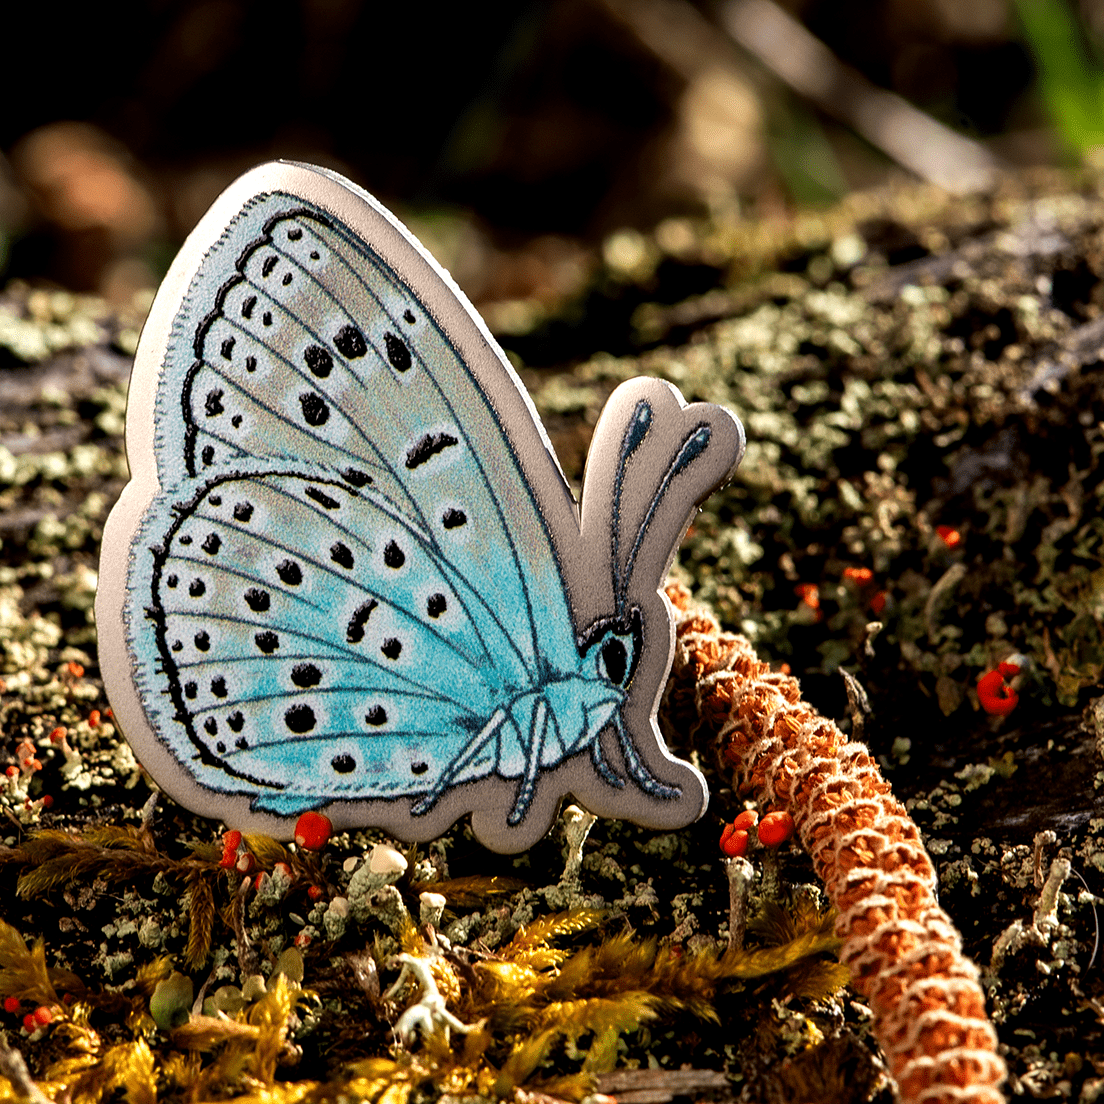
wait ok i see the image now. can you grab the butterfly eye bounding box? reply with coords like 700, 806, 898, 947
597, 635, 631, 687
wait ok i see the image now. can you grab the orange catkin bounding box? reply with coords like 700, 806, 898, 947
662, 583, 1005, 1104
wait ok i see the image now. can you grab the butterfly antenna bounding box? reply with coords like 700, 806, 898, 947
619, 424, 711, 609
507, 697, 551, 825
611, 401, 654, 614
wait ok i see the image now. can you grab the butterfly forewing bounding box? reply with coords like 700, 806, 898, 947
157, 198, 575, 678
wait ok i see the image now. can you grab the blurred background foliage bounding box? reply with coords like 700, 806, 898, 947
0, 0, 1100, 310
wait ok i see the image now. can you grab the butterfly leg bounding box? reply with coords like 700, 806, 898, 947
410, 708, 508, 817
615, 721, 681, 800
507, 696, 550, 826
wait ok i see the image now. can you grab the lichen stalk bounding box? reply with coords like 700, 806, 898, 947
664, 583, 1006, 1104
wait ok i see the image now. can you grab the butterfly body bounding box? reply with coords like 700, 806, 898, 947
98, 162, 744, 851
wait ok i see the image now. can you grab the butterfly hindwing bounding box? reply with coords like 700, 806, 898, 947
144, 467, 528, 813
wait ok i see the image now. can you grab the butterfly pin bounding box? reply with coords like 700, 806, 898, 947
96, 162, 745, 852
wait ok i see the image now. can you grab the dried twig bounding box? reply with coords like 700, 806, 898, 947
665, 583, 1006, 1104
719, 0, 999, 193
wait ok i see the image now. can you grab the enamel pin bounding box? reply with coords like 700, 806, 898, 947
96, 162, 745, 852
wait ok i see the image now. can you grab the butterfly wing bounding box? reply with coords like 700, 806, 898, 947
97, 162, 745, 852
101, 164, 593, 847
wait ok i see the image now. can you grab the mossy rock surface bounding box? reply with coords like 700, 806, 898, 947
0, 174, 1102, 1102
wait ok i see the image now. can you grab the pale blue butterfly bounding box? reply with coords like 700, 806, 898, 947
97, 162, 745, 852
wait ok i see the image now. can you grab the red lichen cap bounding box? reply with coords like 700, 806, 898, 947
977, 669, 1018, 716
3, 997, 20, 1014
843, 566, 874, 586
935, 525, 961, 549
294, 811, 333, 850
733, 809, 758, 832
757, 810, 796, 848
218, 829, 243, 868
794, 582, 820, 611
720, 824, 749, 857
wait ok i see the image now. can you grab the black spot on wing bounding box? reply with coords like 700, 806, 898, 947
202, 532, 221, 555
383, 540, 404, 569
334, 325, 367, 359
346, 599, 377, 644
284, 704, 316, 733
201, 445, 215, 466
304, 345, 332, 378
405, 431, 458, 469
331, 753, 355, 773
241, 296, 256, 319
442, 508, 466, 529
403, 309, 416, 324
194, 631, 210, 652
262, 255, 278, 277
305, 486, 339, 509
255, 631, 279, 654
427, 593, 446, 618
244, 587, 270, 612
343, 467, 373, 487
184, 681, 197, 699
330, 542, 354, 570
384, 332, 411, 371
276, 559, 302, 585
300, 392, 329, 427
228, 711, 245, 732
291, 663, 322, 688
220, 337, 235, 360
233, 501, 254, 522
381, 637, 402, 660
365, 705, 387, 725
211, 676, 228, 698
205, 389, 224, 417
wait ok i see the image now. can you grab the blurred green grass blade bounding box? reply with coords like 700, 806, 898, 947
1014, 0, 1104, 154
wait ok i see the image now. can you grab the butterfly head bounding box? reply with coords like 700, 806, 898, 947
579, 608, 642, 691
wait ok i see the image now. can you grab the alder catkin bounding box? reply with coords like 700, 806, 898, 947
664, 583, 1006, 1104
